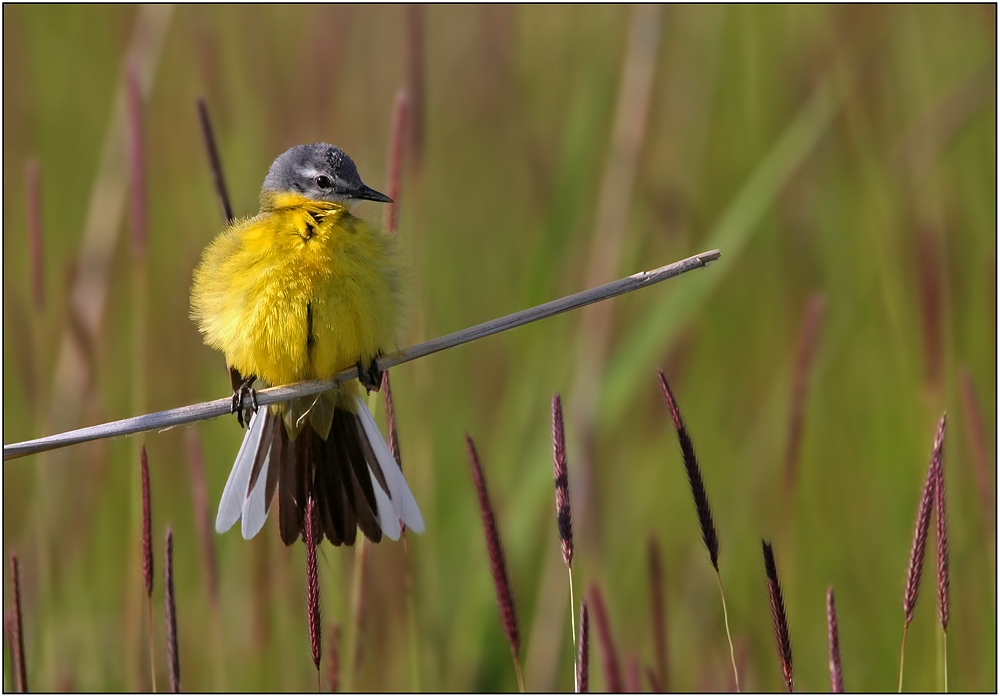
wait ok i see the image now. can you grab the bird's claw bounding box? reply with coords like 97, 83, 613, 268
357, 358, 383, 394
231, 375, 259, 428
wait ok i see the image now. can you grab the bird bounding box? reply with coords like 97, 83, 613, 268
190, 142, 423, 547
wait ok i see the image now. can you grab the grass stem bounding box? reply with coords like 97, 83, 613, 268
147, 600, 157, 693
942, 631, 948, 693
568, 565, 577, 690
715, 570, 740, 692
898, 623, 908, 693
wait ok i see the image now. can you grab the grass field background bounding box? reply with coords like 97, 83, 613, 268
3, 5, 996, 692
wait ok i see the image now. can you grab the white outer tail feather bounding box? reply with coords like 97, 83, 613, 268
215, 410, 266, 534
356, 396, 425, 535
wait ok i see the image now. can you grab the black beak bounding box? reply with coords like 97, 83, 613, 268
352, 183, 393, 204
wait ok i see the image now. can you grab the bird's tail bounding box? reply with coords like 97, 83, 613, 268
215, 396, 423, 545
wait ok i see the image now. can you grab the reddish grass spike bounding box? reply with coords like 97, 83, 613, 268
9, 553, 27, 693
762, 541, 793, 692
647, 536, 668, 691
140, 446, 158, 691
327, 622, 341, 693
164, 528, 180, 693
783, 293, 825, 492
904, 432, 938, 627
465, 435, 521, 662
25, 158, 44, 312
381, 372, 402, 469
185, 430, 218, 606
577, 600, 590, 694
125, 64, 147, 259
196, 98, 234, 224
140, 446, 153, 597
551, 394, 574, 567
588, 584, 622, 692
305, 496, 322, 672
932, 414, 949, 631
656, 370, 720, 570
826, 587, 844, 692
384, 88, 408, 235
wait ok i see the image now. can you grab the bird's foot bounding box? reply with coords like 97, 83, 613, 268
231, 375, 259, 428
357, 358, 383, 394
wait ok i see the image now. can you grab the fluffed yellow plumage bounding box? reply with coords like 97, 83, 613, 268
192, 192, 401, 391
190, 143, 422, 547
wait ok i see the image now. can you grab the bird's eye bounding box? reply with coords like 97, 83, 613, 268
315, 175, 333, 189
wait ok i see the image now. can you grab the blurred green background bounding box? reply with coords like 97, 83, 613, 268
3, 4, 996, 692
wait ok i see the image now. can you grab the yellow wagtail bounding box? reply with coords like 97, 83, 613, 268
191, 143, 423, 546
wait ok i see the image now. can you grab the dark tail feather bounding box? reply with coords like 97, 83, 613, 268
278, 429, 304, 545
277, 406, 389, 546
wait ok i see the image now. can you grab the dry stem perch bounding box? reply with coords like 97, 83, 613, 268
5, 250, 719, 460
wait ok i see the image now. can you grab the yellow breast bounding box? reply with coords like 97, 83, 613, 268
190, 195, 401, 387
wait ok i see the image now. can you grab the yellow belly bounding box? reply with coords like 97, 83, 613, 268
190, 199, 401, 389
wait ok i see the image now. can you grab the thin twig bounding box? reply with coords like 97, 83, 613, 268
5, 250, 720, 460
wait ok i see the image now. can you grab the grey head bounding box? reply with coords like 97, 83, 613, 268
261, 143, 391, 206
